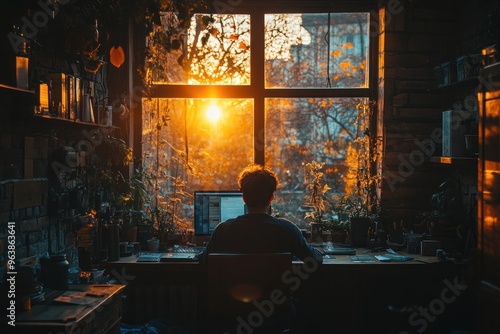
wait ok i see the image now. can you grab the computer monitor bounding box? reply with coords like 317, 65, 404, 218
194, 191, 247, 236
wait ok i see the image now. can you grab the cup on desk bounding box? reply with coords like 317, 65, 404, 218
119, 242, 129, 253
130, 242, 141, 254
436, 249, 447, 260
148, 237, 160, 252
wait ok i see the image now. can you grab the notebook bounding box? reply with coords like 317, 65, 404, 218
375, 253, 414, 262
136, 253, 162, 262
350, 255, 375, 262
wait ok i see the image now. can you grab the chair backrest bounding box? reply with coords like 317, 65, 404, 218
207, 252, 293, 333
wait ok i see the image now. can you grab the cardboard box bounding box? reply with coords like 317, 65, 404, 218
442, 110, 472, 157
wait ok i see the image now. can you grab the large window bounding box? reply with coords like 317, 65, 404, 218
142, 3, 375, 228
265, 13, 369, 89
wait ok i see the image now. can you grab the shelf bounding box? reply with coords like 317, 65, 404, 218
0, 83, 35, 94
0, 83, 36, 114
33, 114, 119, 129
480, 62, 500, 79
429, 156, 478, 164
435, 76, 479, 91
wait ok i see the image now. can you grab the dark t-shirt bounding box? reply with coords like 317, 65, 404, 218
199, 213, 323, 265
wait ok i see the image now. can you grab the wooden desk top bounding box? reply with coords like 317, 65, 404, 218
103, 249, 445, 267
16, 284, 125, 332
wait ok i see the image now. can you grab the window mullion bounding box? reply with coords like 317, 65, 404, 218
252, 10, 265, 165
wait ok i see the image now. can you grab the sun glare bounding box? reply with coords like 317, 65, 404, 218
206, 105, 222, 123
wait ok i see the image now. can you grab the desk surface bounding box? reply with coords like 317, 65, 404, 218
16, 284, 125, 333
105, 249, 443, 266
98, 252, 467, 332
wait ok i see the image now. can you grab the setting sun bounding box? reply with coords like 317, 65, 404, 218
206, 105, 222, 123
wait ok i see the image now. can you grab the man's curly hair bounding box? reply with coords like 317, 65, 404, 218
238, 164, 280, 207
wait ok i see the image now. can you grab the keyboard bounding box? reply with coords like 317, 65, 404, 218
149, 245, 206, 262
312, 243, 356, 255
160, 253, 200, 262
320, 247, 356, 255
172, 245, 206, 253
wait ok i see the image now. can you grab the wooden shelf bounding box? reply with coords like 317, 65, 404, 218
480, 62, 500, 79
435, 76, 479, 91
0, 83, 35, 94
0, 83, 36, 114
33, 114, 119, 129
429, 156, 478, 164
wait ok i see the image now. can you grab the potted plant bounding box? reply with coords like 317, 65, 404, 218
345, 100, 380, 247
118, 167, 150, 243
304, 161, 331, 242
419, 178, 467, 236
91, 136, 133, 207
89, 136, 152, 243
325, 218, 349, 244
323, 194, 353, 244
143, 204, 188, 250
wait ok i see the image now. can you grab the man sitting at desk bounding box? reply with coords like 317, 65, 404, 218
198, 163, 323, 264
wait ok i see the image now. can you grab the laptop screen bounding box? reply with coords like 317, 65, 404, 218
194, 191, 247, 236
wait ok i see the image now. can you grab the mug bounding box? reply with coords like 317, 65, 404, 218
148, 238, 160, 252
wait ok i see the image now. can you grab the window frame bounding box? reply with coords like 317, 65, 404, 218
140, 0, 379, 165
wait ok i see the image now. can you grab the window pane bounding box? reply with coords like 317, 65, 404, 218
265, 97, 368, 226
142, 98, 253, 227
145, 13, 250, 85
265, 13, 369, 88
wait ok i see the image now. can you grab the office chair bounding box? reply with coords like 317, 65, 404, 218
206, 253, 293, 334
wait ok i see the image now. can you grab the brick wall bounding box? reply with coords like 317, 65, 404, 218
0, 178, 76, 282
0, 111, 79, 283
379, 0, 488, 230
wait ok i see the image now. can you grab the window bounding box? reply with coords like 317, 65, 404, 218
142, 2, 376, 228
265, 13, 369, 89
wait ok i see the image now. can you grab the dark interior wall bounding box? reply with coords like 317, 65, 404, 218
0, 0, 131, 283
380, 0, 497, 229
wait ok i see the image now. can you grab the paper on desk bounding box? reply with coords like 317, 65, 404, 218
349, 255, 375, 262
54, 291, 97, 305
375, 253, 414, 262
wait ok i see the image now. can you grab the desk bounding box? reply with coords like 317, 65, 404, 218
101, 251, 473, 334
16, 284, 125, 334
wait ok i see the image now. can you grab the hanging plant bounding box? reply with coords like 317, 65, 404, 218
140, 0, 211, 89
